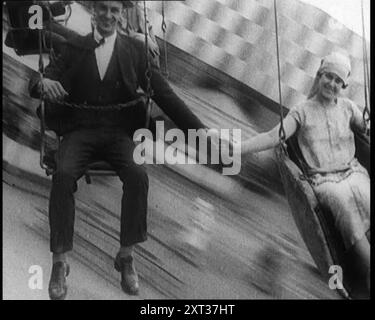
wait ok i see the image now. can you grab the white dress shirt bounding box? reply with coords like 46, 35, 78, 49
93, 28, 117, 80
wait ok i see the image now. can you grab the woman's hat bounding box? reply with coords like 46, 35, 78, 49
319, 51, 351, 86
307, 51, 351, 98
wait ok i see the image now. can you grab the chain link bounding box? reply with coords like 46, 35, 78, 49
273, 0, 286, 145
49, 96, 147, 111
360, 0, 370, 136
363, 107, 370, 123
161, 0, 169, 78
143, 1, 153, 95
143, 1, 153, 128
363, 107, 370, 136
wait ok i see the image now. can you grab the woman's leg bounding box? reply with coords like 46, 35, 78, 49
345, 236, 370, 299
313, 172, 370, 298
314, 175, 370, 252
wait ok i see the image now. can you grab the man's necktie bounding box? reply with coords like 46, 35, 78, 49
89, 36, 105, 49
95, 37, 105, 48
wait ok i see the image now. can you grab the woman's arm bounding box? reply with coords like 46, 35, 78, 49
241, 115, 298, 154
350, 101, 368, 134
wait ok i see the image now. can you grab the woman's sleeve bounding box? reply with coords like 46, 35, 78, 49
287, 104, 304, 128
348, 99, 367, 133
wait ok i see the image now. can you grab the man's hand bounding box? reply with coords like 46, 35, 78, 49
39, 79, 68, 102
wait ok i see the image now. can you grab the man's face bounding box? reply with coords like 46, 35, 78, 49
93, 1, 123, 37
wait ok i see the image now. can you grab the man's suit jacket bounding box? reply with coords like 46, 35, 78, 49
29, 32, 205, 135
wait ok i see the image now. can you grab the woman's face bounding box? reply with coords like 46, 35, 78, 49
317, 72, 345, 102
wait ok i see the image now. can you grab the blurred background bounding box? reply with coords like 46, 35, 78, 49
3, 0, 370, 299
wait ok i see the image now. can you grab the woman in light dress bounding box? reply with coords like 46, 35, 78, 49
236, 52, 370, 298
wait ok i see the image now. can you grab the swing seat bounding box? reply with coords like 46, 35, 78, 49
276, 132, 370, 299
353, 130, 370, 173
40, 111, 157, 183
43, 147, 117, 184
39, 104, 119, 183
83, 160, 118, 184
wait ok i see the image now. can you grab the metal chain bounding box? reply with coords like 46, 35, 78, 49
361, 0, 370, 135
361, 0, 370, 91
45, 4, 58, 63
37, 27, 50, 173
143, 1, 153, 95
273, 0, 312, 183
273, 0, 286, 145
272, 1, 323, 211
50, 96, 147, 111
6, 1, 50, 173
161, 0, 169, 78
125, 6, 131, 34
143, 0, 153, 129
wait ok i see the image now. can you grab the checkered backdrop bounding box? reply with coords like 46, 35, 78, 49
146, 0, 369, 110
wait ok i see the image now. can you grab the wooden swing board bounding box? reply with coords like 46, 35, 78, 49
276, 149, 350, 299
354, 131, 370, 173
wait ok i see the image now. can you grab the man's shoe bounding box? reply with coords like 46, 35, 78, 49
114, 254, 139, 295
48, 261, 70, 300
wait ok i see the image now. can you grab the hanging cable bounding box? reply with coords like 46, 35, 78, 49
361, 0, 370, 91
44, 3, 58, 64
39, 1, 75, 175
125, 6, 131, 34
361, 0, 370, 135
273, 0, 286, 147
161, 0, 169, 78
41, 3, 59, 172
361, 0, 370, 96
273, 0, 311, 179
44, 1, 73, 63
143, 0, 153, 129
37, 26, 50, 173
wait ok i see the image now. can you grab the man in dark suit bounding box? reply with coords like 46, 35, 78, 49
29, 1, 208, 299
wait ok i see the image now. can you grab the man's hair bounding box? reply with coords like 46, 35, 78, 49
92, 1, 134, 8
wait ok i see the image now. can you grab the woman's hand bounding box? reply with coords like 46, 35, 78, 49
206, 128, 238, 155
241, 115, 298, 154
206, 128, 220, 149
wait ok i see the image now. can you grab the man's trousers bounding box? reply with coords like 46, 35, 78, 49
49, 128, 149, 253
